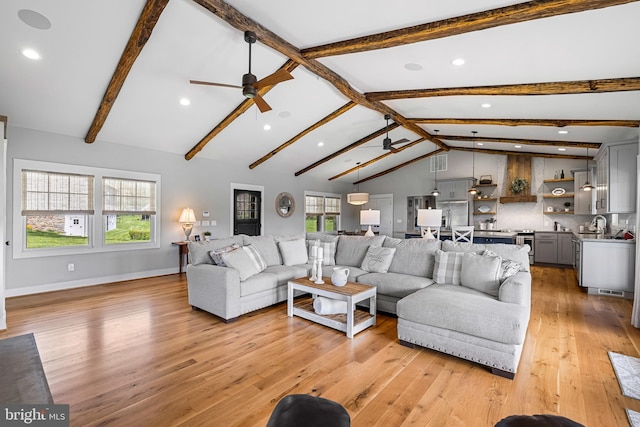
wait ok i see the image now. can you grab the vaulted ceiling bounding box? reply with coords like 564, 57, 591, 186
2, 0, 640, 185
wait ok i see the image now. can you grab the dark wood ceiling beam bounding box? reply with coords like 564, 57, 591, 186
85, 0, 169, 143
294, 123, 400, 176
248, 101, 355, 169
453, 146, 590, 160
301, 0, 638, 58
329, 137, 428, 181
408, 118, 640, 127
353, 149, 445, 185
185, 60, 299, 160
191, 0, 448, 164
367, 77, 640, 101
441, 135, 601, 149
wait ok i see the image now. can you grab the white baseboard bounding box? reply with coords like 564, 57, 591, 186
5, 267, 179, 297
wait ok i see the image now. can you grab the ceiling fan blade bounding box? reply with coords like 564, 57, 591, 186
390, 147, 400, 153
390, 138, 410, 146
189, 80, 242, 89
254, 69, 294, 90
253, 93, 272, 113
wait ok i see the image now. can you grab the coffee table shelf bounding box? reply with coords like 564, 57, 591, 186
287, 277, 376, 338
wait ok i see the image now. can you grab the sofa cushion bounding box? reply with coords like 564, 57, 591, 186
306, 232, 339, 242
460, 252, 501, 297
432, 250, 464, 285
278, 239, 309, 266
242, 235, 282, 266
188, 236, 243, 265
306, 239, 337, 266
239, 272, 279, 297
397, 283, 529, 345
482, 249, 522, 282
263, 265, 309, 283
332, 265, 369, 282
383, 237, 441, 277
357, 272, 434, 298
221, 245, 267, 281
481, 244, 531, 272
442, 240, 486, 254
209, 243, 240, 267
335, 235, 385, 266
360, 246, 396, 273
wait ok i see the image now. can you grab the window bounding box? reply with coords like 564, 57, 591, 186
305, 192, 341, 232
430, 153, 447, 172
14, 159, 161, 258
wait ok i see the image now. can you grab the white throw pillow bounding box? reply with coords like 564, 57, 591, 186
460, 252, 501, 297
432, 249, 465, 285
482, 249, 522, 282
221, 245, 266, 281
361, 246, 396, 273
278, 239, 309, 266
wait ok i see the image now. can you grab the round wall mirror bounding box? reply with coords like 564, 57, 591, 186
275, 192, 295, 218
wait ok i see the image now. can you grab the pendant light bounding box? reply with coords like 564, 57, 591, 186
347, 162, 369, 205
581, 147, 595, 191
467, 131, 478, 195
431, 129, 440, 196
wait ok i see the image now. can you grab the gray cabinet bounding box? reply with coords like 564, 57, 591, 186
535, 232, 573, 265
596, 141, 638, 214
437, 179, 473, 201
534, 232, 557, 264
573, 169, 596, 215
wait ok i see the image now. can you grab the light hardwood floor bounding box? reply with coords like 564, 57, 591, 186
2, 266, 640, 426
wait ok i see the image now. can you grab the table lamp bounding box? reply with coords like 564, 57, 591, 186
179, 208, 196, 241
417, 209, 442, 240
360, 209, 380, 236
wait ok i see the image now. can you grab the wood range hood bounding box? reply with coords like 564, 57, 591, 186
500, 155, 537, 204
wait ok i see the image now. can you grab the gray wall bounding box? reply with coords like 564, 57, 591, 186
5, 126, 352, 295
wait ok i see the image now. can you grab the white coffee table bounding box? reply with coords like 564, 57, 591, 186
287, 277, 376, 338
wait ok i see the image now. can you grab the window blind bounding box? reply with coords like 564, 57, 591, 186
103, 177, 156, 215
305, 195, 324, 215
22, 170, 94, 215
324, 197, 341, 215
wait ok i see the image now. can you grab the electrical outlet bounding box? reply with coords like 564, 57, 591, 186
68, 263, 74, 272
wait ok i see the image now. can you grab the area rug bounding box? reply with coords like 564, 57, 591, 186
0, 333, 54, 403
627, 409, 640, 427
609, 351, 640, 400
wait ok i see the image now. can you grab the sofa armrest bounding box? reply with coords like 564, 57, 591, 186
186, 263, 241, 321
498, 272, 531, 306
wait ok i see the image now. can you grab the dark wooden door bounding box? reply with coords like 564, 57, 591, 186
234, 189, 261, 236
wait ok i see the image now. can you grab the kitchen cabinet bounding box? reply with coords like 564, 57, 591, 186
436, 179, 473, 201
580, 240, 635, 295
596, 141, 638, 214
573, 169, 596, 215
534, 232, 573, 265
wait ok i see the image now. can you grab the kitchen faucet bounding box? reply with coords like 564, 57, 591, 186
592, 215, 607, 233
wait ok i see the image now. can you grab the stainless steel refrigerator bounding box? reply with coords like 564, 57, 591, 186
436, 200, 469, 230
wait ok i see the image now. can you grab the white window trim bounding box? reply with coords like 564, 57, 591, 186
304, 191, 341, 232
13, 159, 161, 259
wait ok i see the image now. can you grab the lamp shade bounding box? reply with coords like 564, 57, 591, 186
348, 192, 369, 205
360, 209, 380, 226
417, 209, 442, 228
178, 208, 196, 223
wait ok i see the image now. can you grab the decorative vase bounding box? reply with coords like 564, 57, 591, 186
314, 258, 324, 284
331, 267, 350, 287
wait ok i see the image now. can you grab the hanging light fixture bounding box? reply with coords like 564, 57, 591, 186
468, 131, 478, 195
431, 130, 440, 196
581, 147, 595, 191
348, 162, 369, 205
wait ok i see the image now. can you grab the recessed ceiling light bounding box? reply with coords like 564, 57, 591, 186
451, 58, 465, 66
477, 142, 484, 146
404, 63, 423, 71
514, 145, 522, 148
21, 48, 40, 60
263, 124, 271, 131
481, 103, 491, 108
317, 142, 324, 147
558, 147, 566, 151
18, 9, 51, 30
179, 98, 190, 106
558, 130, 569, 134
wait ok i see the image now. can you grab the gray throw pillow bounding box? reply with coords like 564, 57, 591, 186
278, 239, 309, 266
360, 246, 396, 273
432, 249, 465, 285
460, 252, 501, 297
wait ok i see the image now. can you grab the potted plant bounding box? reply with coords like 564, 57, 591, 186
564, 201, 571, 212
203, 231, 212, 241
510, 177, 528, 194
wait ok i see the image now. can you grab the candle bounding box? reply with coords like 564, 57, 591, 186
317, 247, 324, 260
311, 245, 317, 258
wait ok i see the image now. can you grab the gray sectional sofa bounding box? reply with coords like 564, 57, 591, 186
185, 233, 531, 378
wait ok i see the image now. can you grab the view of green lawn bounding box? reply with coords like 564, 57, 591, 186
26, 215, 150, 248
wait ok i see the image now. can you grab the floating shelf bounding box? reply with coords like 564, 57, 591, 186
544, 211, 574, 215
542, 193, 575, 199
474, 212, 497, 215
474, 197, 498, 202
543, 178, 574, 183
500, 195, 537, 203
